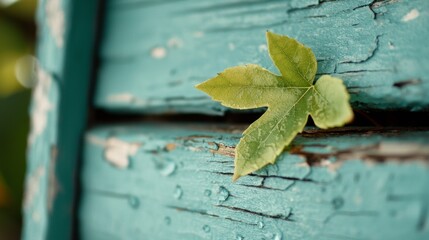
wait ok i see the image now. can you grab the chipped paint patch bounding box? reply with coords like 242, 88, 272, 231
258, 44, 267, 53
402, 9, 419, 22
28, 68, 53, 144
107, 93, 135, 103
209, 142, 235, 158
151, 47, 167, 59
228, 43, 236, 51
165, 143, 177, 152
81, 126, 429, 238
32, 211, 41, 222
185, 146, 203, 152
374, 142, 429, 158
45, 0, 65, 47
293, 142, 429, 172
23, 167, 46, 210
104, 138, 141, 169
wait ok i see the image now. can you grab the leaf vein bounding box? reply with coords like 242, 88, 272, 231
241, 87, 312, 169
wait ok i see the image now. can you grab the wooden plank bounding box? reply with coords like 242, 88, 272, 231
95, 0, 429, 114
22, 0, 100, 239
80, 124, 429, 239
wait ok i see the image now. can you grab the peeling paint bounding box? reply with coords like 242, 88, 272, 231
209, 142, 235, 158
23, 167, 45, 210
32, 211, 41, 223
228, 43, 236, 51
186, 146, 203, 152
28, 67, 53, 144
165, 143, 177, 152
258, 44, 267, 53
96, 0, 429, 112
45, 0, 65, 47
292, 142, 429, 170
104, 137, 141, 169
374, 142, 429, 158
81, 126, 429, 239
151, 47, 167, 59
107, 93, 136, 103
402, 9, 419, 22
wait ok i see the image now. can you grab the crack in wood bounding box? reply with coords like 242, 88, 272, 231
291, 142, 429, 169
216, 205, 295, 222
167, 205, 258, 226
393, 79, 422, 88
337, 34, 382, 67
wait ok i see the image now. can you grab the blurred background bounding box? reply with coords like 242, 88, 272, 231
0, 0, 37, 239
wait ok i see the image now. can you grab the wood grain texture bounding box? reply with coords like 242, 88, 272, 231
79, 124, 429, 239
23, 0, 100, 239
95, 0, 429, 114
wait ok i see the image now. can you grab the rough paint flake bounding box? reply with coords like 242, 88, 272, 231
45, 0, 65, 47
28, 67, 53, 144
151, 47, 167, 59
80, 125, 429, 240
107, 93, 136, 103
23, 167, 45, 210
402, 9, 420, 22
104, 137, 141, 169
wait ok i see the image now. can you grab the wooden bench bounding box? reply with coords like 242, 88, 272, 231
23, 0, 429, 239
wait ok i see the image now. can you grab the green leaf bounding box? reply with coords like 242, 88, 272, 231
195, 64, 284, 109
196, 32, 353, 181
311, 75, 353, 129
267, 31, 317, 87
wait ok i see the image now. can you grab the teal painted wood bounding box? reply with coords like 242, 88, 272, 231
95, 0, 429, 114
23, 0, 100, 239
79, 124, 429, 239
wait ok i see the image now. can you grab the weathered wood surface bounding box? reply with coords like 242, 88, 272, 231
95, 0, 429, 114
23, 0, 100, 239
80, 124, 429, 239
